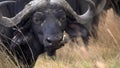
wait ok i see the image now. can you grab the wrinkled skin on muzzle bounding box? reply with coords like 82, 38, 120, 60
32, 5, 67, 56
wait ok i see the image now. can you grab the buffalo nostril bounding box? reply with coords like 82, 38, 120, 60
46, 37, 52, 45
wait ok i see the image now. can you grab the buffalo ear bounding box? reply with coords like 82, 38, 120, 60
65, 22, 90, 45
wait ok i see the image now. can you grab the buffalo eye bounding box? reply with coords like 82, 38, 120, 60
55, 10, 66, 21
60, 15, 66, 22
33, 12, 45, 24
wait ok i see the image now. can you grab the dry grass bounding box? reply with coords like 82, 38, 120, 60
0, 44, 18, 68
0, 9, 120, 68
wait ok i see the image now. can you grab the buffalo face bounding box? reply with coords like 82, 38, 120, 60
32, 5, 67, 56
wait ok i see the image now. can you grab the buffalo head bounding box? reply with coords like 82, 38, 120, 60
32, 5, 67, 56
0, 0, 107, 56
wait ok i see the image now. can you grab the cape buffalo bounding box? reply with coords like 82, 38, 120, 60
0, 0, 106, 67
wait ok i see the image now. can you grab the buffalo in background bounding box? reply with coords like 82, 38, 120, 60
0, 0, 107, 67
104, 0, 120, 16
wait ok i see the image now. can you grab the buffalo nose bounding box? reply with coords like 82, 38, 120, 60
46, 37, 61, 45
